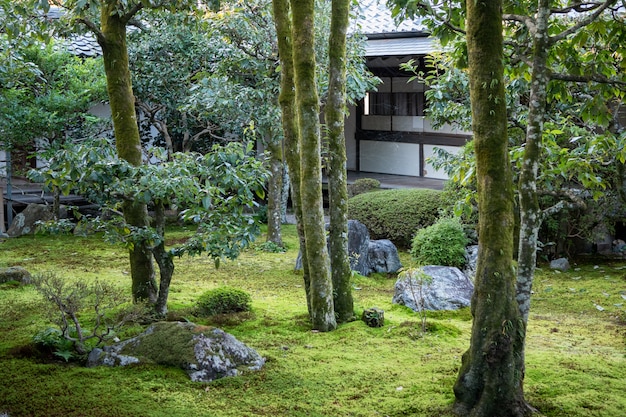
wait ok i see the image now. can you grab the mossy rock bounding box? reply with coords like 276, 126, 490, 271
87, 321, 265, 382
362, 308, 385, 328
0, 266, 31, 285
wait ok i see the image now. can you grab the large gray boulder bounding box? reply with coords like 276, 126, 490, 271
87, 322, 265, 382
347, 220, 371, 274
366, 239, 402, 275
0, 266, 31, 285
7, 204, 54, 237
295, 220, 401, 276
392, 266, 474, 311
549, 257, 570, 271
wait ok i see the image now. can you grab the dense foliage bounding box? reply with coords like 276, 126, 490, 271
348, 188, 445, 248
410, 217, 468, 268
196, 287, 252, 316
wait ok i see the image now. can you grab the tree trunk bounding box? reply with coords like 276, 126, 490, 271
453, 0, 528, 415
153, 201, 175, 317
99, 3, 157, 304
516, 0, 550, 327
325, 0, 353, 323
291, 0, 336, 332
272, 0, 311, 316
266, 139, 284, 247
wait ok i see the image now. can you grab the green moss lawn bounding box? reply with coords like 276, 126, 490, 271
0, 225, 624, 416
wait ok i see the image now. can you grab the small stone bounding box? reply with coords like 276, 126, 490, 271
361, 307, 384, 328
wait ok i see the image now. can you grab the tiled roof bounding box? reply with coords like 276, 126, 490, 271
65, 34, 102, 58
354, 0, 428, 36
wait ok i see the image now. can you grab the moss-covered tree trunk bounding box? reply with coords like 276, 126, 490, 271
272, 0, 311, 315
291, 0, 336, 331
325, 0, 353, 323
266, 138, 284, 247
453, 0, 528, 415
99, 2, 157, 303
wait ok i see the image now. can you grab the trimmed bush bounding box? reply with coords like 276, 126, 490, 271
196, 287, 252, 316
410, 216, 468, 268
348, 188, 445, 248
348, 178, 381, 197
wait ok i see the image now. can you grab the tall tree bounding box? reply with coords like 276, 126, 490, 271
272, 0, 311, 314
48, 0, 202, 304
291, 0, 336, 331
325, 0, 354, 323
452, 0, 528, 415
94, 1, 157, 303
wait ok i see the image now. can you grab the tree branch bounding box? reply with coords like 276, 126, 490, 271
120, 2, 144, 25
550, 1, 604, 14
503, 14, 536, 33
550, 72, 626, 87
76, 17, 105, 45
549, 0, 617, 44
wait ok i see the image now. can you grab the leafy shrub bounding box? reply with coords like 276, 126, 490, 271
32, 327, 75, 362
197, 287, 252, 316
410, 217, 468, 268
348, 178, 381, 197
32, 272, 146, 358
348, 188, 445, 248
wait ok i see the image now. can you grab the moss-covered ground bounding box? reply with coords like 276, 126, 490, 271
0, 225, 624, 417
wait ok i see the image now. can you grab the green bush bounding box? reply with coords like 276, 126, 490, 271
410, 217, 468, 268
348, 178, 381, 197
348, 188, 446, 248
196, 287, 252, 316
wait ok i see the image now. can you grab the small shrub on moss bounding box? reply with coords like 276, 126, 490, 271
348, 188, 445, 248
348, 178, 381, 197
196, 287, 252, 316
410, 216, 468, 268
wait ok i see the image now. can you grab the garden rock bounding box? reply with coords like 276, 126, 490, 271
7, 204, 54, 237
347, 220, 371, 274
87, 321, 265, 382
463, 245, 479, 281
366, 239, 402, 275
0, 266, 31, 285
295, 220, 401, 276
361, 307, 385, 327
549, 257, 570, 271
392, 266, 474, 311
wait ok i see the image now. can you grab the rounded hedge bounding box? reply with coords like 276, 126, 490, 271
196, 287, 252, 316
347, 188, 446, 248
410, 217, 468, 268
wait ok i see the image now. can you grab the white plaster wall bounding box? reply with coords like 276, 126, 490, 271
360, 140, 420, 176
423, 144, 462, 180
345, 104, 357, 171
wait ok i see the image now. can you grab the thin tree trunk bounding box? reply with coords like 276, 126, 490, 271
272, 0, 312, 316
99, 3, 157, 304
453, 0, 528, 414
153, 201, 175, 316
325, 0, 353, 323
517, 0, 550, 326
266, 139, 284, 247
291, 0, 336, 332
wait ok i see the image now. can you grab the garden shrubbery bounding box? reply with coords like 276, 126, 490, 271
196, 287, 252, 316
348, 188, 446, 248
410, 216, 468, 268
348, 178, 381, 197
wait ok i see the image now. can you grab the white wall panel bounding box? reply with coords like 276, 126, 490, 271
360, 140, 420, 176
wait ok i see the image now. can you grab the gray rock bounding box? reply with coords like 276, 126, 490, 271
296, 220, 401, 276
87, 322, 264, 382
549, 257, 570, 271
463, 245, 479, 281
347, 220, 371, 275
361, 307, 385, 327
7, 204, 54, 237
392, 266, 474, 311
366, 239, 402, 275
0, 266, 31, 285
